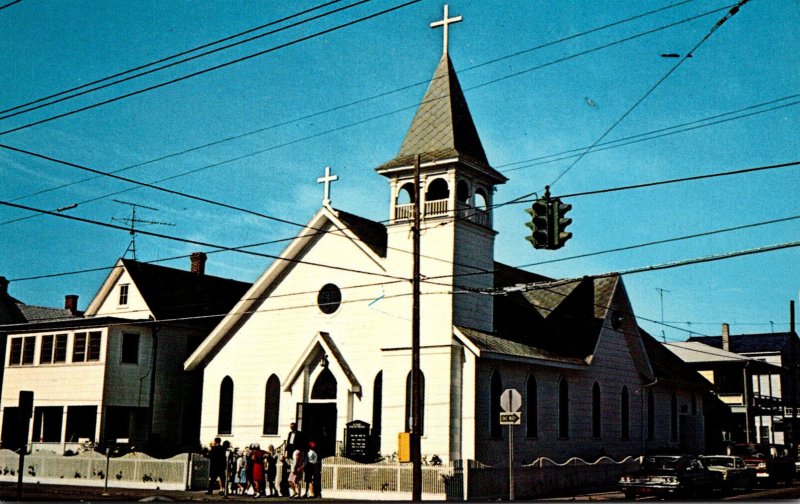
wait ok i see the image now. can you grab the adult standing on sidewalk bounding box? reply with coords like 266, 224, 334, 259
205, 438, 227, 496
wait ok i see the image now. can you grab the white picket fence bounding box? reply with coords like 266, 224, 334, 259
0, 449, 191, 490
0, 448, 639, 499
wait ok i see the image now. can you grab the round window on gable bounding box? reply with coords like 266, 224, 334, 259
317, 283, 342, 314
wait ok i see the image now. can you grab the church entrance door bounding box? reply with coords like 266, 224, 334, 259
296, 402, 337, 458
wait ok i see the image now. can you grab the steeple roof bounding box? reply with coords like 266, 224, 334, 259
377, 54, 505, 182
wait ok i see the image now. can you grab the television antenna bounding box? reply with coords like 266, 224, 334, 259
655, 287, 671, 342
112, 199, 174, 260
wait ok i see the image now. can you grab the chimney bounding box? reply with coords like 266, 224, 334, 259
722, 323, 730, 352
190, 252, 207, 276
0, 276, 8, 295
64, 294, 79, 315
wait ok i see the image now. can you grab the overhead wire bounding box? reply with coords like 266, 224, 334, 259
0, 0, 348, 118
0, 0, 21, 11
0, 0, 424, 137
1, 2, 738, 217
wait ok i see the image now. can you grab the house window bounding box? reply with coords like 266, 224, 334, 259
8, 336, 35, 366
218, 376, 234, 435
405, 370, 425, 435
121, 333, 139, 364
73, 331, 102, 362
262, 374, 280, 435
592, 382, 601, 439
526, 375, 538, 438
53, 334, 67, 362
119, 284, 129, 305
40, 335, 54, 364
490, 369, 502, 439
558, 376, 569, 438
621, 386, 630, 440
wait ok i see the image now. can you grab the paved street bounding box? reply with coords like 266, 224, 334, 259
3, 480, 799, 501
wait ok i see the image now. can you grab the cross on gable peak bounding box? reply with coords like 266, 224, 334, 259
317, 166, 339, 207
430, 4, 462, 56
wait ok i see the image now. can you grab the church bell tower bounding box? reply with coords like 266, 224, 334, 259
375, 7, 507, 335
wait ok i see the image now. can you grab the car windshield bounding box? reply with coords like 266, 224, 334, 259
642, 457, 684, 471
703, 457, 734, 468
730, 445, 767, 458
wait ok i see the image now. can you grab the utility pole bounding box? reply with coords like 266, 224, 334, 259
411, 154, 422, 501
112, 199, 174, 260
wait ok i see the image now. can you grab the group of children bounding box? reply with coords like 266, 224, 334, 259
223, 442, 319, 498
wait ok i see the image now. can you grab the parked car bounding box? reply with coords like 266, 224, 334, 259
729, 443, 795, 486
619, 455, 723, 499
700, 455, 756, 490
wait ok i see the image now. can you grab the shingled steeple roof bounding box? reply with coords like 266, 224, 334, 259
377, 54, 505, 182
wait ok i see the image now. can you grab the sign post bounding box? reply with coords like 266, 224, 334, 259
16, 390, 33, 501
499, 389, 522, 501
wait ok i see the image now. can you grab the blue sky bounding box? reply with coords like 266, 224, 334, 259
0, 0, 798, 341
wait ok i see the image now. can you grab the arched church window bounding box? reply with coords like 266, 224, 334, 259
474, 188, 488, 210
311, 367, 337, 400
425, 178, 449, 201
558, 376, 569, 439
404, 370, 425, 435
218, 376, 234, 435
263, 374, 280, 435
456, 179, 470, 205
526, 375, 538, 438
592, 382, 602, 439
372, 371, 383, 443
490, 369, 502, 439
317, 284, 341, 314
396, 183, 415, 205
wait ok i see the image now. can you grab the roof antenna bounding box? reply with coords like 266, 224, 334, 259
112, 199, 174, 260
655, 287, 670, 342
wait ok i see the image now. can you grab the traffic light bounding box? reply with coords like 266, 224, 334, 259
552, 198, 572, 249
525, 198, 550, 249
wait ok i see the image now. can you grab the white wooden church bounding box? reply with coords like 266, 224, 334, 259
185, 7, 709, 464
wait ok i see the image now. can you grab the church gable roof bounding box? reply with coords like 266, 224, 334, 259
376, 55, 504, 182
333, 209, 387, 258
491, 265, 617, 360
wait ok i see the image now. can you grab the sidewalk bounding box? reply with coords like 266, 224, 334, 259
0, 482, 339, 501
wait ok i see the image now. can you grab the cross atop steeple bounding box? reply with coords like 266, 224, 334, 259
430, 4, 462, 56
317, 166, 339, 207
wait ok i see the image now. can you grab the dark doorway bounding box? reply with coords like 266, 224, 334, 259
1, 407, 22, 451
32, 406, 63, 442
296, 402, 337, 458
65, 406, 97, 442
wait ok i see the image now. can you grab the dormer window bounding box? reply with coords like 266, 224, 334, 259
119, 284, 129, 306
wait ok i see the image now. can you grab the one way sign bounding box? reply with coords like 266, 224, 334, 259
500, 412, 521, 425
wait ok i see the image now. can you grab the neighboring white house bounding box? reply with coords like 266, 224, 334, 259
184, 49, 711, 464
0, 253, 249, 455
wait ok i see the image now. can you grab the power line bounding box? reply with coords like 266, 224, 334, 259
0, 0, 372, 122
0, 0, 21, 11
2, 3, 736, 212
513, 212, 800, 269
498, 95, 800, 173
0, 0, 347, 117
546, 0, 752, 188
0, 0, 423, 137
0, 198, 409, 282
